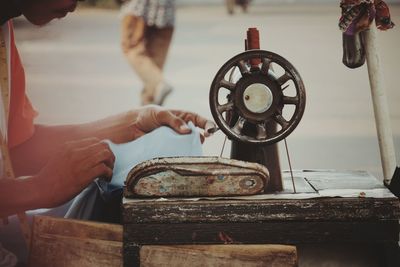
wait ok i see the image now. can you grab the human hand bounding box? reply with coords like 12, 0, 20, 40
129, 105, 216, 143
33, 138, 115, 208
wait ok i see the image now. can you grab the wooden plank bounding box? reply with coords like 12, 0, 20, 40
122, 197, 400, 223
140, 245, 298, 267
124, 221, 399, 245
32, 215, 122, 241
29, 216, 123, 267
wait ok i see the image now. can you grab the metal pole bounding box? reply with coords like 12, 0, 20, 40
362, 25, 397, 184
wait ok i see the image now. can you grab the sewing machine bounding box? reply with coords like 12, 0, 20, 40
122, 28, 400, 267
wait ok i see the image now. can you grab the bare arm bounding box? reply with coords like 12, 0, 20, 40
10, 106, 214, 176
4, 106, 213, 216
10, 110, 136, 176
0, 176, 43, 217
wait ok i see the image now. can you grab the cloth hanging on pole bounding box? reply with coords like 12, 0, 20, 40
339, 0, 395, 69
339, 0, 394, 35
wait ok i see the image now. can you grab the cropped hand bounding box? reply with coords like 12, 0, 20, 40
102, 105, 216, 144
33, 138, 115, 208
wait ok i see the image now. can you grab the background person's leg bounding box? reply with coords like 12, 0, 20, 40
122, 20, 164, 105
146, 27, 174, 105
147, 27, 174, 70
126, 41, 163, 105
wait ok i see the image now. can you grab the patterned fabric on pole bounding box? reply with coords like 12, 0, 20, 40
339, 0, 394, 35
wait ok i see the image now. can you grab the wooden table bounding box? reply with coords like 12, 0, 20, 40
122, 170, 400, 266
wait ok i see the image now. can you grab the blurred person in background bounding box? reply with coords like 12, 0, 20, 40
120, 0, 176, 106
226, 0, 251, 15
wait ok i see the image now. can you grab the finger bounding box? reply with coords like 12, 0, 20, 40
86, 163, 113, 182
84, 148, 115, 170
171, 111, 210, 130
172, 117, 192, 134
204, 121, 217, 137
98, 149, 115, 169
200, 133, 205, 144
157, 110, 192, 134
171, 111, 216, 138
76, 142, 115, 169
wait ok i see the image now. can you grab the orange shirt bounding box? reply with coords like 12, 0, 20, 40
6, 21, 38, 148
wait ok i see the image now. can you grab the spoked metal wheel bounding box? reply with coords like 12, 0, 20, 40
210, 50, 306, 145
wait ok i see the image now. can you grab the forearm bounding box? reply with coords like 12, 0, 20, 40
0, 176, 44, 217
10, 124, 86, 176
80, 110, 138, 141
10, 110, 138, 176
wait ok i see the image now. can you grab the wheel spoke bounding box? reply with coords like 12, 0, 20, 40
237, 60, 249, 76
217, 102, 234, 114
282, 96, 299, 105
219, 79, 236, 91
277, 71, 292, 86
274, 114, 289, 129
260, 58, 272, 75
256, 123, 267, 140
232, 117, 246, 135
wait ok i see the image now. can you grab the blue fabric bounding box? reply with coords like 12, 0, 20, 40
109, 122, 202, 187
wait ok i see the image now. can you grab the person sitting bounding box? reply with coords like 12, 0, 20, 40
0, 0, 214, 265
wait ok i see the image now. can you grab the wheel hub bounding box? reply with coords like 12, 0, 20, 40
243, 83, 273, 114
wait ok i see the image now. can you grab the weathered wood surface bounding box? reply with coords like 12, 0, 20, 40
140, 245, 298, 267
124, 221, 399, 245
29, 216, 123, 267
123, 197, 400, 224
123, 170, 400, 224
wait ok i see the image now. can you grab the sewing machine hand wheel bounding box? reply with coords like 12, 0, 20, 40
210, 50, 306, 145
